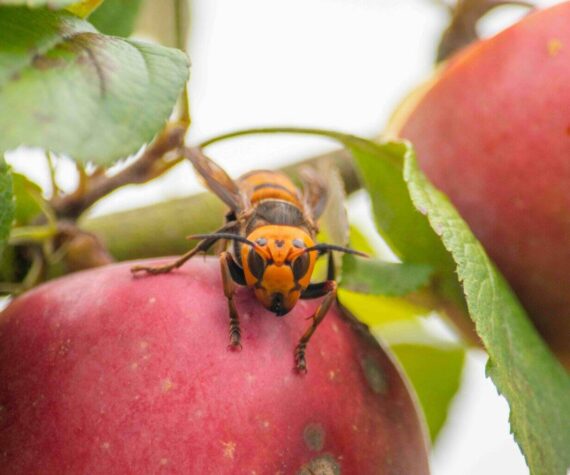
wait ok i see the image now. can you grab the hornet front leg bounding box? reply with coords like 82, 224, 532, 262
296, 279, 337, 373
220, 251, 247, 350
130, 222, 237, 275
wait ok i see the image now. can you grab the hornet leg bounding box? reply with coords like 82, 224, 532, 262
296, 279, 337, 373
220, 251, 245, 350
130, 223, 237, 275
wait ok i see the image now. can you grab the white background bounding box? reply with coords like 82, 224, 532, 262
8, 0, 563, 473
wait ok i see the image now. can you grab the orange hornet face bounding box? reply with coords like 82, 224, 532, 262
241, 225, 318, 316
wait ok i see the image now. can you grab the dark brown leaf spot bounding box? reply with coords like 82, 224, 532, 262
303, 423, 325, 451
32, 54, 65, 71
297, 454, 341, 475
71, 34, 113, 97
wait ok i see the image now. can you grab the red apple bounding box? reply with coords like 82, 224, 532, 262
395, 2, 570, 366
0, 259, 430, 474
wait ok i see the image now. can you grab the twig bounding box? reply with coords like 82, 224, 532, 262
51, 122, 187, 220
436, 0, 534, 62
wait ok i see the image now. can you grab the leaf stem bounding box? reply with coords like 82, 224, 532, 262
199, 126, 353, 149
9, 225, 58, 245
45, 152, 60, 198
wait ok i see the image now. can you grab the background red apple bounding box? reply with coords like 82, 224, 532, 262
396, 2, 570, 366
0, 259, 430, 474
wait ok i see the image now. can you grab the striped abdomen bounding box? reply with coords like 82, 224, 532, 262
238, 170, 302, 208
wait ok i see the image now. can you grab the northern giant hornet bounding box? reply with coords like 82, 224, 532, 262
132, 147, 366, 372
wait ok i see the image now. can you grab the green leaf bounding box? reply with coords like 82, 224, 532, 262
0, 8, 189, 165
341, 254, 432, 296
348, 225, 376, 257
342, 139, 466, 307
391, 343, 464, 442
0, 160, 14, 260
89, 0, 144, 37
11, 173, 43, 226
0, 0, 75, 6
65, 0, 103, 18
339, 289, 428, 327
0, 0, 103, 15
404, 153, 570, 475
346, 141, 453, 271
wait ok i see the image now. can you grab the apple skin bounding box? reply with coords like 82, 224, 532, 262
397, 3, 570, 365
0, 259, 430, 474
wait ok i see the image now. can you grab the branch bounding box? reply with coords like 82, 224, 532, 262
436, 0, 534, 62
51, 122, 187, 220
